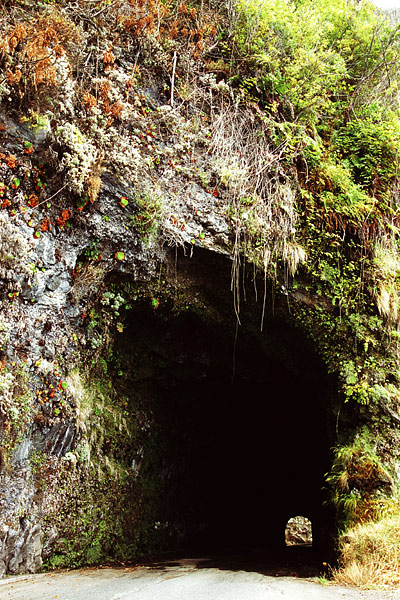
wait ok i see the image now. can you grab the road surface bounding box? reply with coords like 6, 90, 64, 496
0, 555, 398, 600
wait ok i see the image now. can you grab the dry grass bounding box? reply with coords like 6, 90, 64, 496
70, 262, 106, 304
333, 513, 400, 588
86, 174, 102, 204
209, 100, 306, 319
373, 238, 400, 325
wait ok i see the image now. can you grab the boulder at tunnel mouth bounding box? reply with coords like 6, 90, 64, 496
107, 248, 340, 560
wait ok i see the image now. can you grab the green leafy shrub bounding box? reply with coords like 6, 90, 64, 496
332, 103, 400, 193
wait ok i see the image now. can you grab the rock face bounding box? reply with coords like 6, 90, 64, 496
0, 0, 399, 577
0, 73, 238, 575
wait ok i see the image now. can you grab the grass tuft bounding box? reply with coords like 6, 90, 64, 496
333, 513, 400, 588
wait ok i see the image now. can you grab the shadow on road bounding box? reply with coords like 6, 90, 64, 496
140, 545, 325, 580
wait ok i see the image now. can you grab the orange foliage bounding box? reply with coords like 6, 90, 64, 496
7, 23, 27, 53
56, 209, 72, 227
119, 0, 218, 62
104, 48, 115, 71
122, 0, 168, 36
169, 21, 179, 38
41, 218, 51, 232
38, 13, 80, 48
111, 101, 124, 119
97, 80, 112, 114
54, 44, 64, 59
178, 2, 188, 15
5, 155, 17, 169
83, 92, 97, 111
27, 194, 39, 208
6, 68, 22, 86
2, 17, 75, 93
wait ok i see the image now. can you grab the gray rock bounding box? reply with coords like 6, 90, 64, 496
35, 237, 56, 267
12, 439, 33, 466
8, 522, 43, 574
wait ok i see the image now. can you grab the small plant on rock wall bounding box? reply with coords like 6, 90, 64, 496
84, 241, 101, 262
55, 123, 100, 195
129, 192, 164, 242
86, 174, 102, 204
101, 291, 128, 319
0, 365, 33, 464
0, 214, 32, 280
326, 435, 394, 529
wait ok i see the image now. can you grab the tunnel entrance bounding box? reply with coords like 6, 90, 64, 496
111, 251, 337, 564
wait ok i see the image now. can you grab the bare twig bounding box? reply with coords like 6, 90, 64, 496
170, 52, 177, 107
11, 184, 68, 220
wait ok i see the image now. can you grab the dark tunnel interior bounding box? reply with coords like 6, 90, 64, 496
112, 252, 338, 567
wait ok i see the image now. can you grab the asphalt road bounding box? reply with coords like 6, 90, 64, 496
0, 557, 398, 600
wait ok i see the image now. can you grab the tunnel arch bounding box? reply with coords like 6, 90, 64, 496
107, 248, 341, 560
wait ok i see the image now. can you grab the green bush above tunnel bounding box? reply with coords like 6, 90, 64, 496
219, 0, 400, 411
